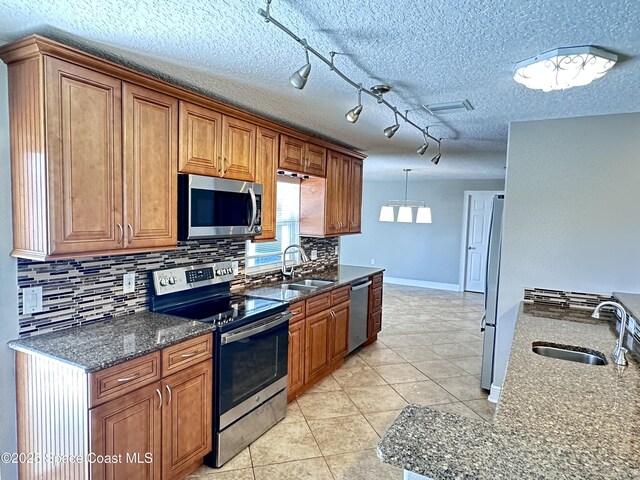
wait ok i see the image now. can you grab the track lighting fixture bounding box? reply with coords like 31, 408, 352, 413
289, 40, 311, 89
431, 139, 442, 165
345, 85, 363, 123
258, 1, 444, 152
384, 110, 400, 138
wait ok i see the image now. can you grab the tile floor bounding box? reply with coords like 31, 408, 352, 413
188, 284, 496, 479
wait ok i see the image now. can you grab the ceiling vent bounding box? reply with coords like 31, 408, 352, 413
423, 100, 474, 115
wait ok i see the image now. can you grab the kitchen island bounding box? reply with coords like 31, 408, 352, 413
378, 302, 640, 479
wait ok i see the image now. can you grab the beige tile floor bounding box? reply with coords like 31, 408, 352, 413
188, 284, 496, 479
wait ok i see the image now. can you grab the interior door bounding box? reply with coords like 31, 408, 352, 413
464, 193, 495, 292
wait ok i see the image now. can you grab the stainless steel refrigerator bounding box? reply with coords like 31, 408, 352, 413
480, 195, 504, 391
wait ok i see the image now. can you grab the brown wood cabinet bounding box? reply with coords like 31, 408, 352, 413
278, 134, 327, 177
221, 115, 256, 181
253, 126, 279, 241
367, 273, 384, 343
330, 301, 350, 364
300, 151, 363, 237
304, 309, 332, 384
287, 310, 306, 401
178, 101, 223, 176
15, 334, 213, 480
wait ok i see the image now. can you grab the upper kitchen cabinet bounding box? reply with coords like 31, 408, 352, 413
300, 151, 363, 237
279, 134, 327, 177
123, 83, 178, 250
178, 101, 256, 181
253, 126, 279, 242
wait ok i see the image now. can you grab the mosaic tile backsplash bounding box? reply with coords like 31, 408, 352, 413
524, 288, 613, 310
17, 236, 339, 336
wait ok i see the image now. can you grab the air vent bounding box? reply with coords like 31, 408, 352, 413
423, 100, 474, 115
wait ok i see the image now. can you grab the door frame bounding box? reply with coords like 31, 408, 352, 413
458, 190, 504, 292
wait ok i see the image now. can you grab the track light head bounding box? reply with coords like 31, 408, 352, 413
345, 86, 363, 123
290, 44, 311, 89
417, 142, 429, 155
431, 153, 441, 165
384, 124, 400, 138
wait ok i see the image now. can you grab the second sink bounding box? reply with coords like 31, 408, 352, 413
532, 342, 607, 366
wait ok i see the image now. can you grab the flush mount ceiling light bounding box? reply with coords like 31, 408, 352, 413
346, 85, 363, 123
259, 0, 444, 158
289, 40, 311, 89
378, 169, 432, 224
513, 46, 618, 92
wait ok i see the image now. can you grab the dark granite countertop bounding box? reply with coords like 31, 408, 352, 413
240, 264, 385, 303
8, 312, 215, 373
613, 291, 640, 320
378, 302, 640, 479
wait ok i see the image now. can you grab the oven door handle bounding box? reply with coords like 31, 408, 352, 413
221, 312, 291, 345
247, 187, 258, 232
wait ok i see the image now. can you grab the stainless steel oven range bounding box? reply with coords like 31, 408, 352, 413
149, 262, 290, 467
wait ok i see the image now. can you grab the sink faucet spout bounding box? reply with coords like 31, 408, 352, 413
592, 301, 629, 366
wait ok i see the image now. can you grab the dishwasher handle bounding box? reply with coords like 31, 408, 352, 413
351, 280, 372, 292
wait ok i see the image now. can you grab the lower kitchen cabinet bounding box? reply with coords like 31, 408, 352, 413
367, 273, 384, 343
304, 310, 332, 384
287, 313, 306, 401
330, 301, 350, 364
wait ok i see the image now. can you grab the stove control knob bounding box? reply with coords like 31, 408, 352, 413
226, 268, 232, 274
216, 269, 222, 276
159, 278, 168, 287
168, 276, 176, 285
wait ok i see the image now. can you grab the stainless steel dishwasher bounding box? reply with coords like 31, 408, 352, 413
349, 278, 372, 353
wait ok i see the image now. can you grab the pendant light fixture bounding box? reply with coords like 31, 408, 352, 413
289, 40, 311, 89
378, 169, 432, 224
345, 85, 363, 123
513, 46, 617, 92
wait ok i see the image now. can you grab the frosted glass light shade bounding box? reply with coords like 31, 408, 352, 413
379, 205, 394, 222
513, 46, 617, 92
416, 206, 432, 224
397, 206, 413, 223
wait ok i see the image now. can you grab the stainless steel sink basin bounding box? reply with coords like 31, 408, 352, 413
532, 342, 607, 366
284, 283, 318, 291
290, 279, 334, 288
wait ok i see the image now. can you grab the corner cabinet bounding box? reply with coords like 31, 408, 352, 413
300, 151, 363, 237
2, 54, 178, 260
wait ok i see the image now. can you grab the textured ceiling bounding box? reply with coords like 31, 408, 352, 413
0, 0, 639, 180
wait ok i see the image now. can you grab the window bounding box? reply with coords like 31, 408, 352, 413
246, 177, 301, 273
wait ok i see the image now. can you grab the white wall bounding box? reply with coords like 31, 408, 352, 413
495, 112, 640, 388
0, 62, 19, 480
341, 178, 505, 288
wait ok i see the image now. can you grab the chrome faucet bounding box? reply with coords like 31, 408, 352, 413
592, 301, 629, 366
281, 244, 310, 278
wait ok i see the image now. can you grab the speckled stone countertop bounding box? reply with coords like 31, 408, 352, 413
378, 303, 640, 479
613, 291, 640, 320
241, 264, 384, 303
8, 312, 215, 373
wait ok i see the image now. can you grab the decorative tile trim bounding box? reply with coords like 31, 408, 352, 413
17, 236, 339, 337
523, 288, 612, 310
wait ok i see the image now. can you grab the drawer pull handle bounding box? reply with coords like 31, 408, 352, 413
116, 373, 140, 383
180, 352, 197, 358
165, 384, 172, 405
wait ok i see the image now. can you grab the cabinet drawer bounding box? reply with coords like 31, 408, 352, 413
289, 301, 306, 324
370, 286, 383, 311
306, 292, 331, 316
331, 286, 350, 306
370, 308, 382, 336
89, 351, 161, 408
372, 273, 383, 288
162, 334, 213, 377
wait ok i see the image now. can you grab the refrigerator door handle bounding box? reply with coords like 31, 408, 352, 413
480, 313, 486, 332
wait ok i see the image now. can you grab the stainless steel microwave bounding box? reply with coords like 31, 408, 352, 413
178, 174, 263, 240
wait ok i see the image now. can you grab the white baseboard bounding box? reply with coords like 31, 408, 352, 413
488, 383, 502, 404
384, 277, 460, 292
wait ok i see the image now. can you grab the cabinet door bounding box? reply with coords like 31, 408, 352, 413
45, 57, 123, 255
348, 158, 363, 233
325, 152, 342, 235
178, 101, 222, 176
278, 134, 306, 172
254, 126, 279, 241
162, 361, 212, 480
330, 302, 350, 364
90, 382, 162, 480
305, 143, 327, 177
304, 310, 331, 384
221, 115, 256, 181
288, 318, 305, 401
338, 155, 352, 232
123, 83, 178, 250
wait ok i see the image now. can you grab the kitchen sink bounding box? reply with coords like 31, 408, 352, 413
290, 279, 334, 288
284, 283, 318, 291
532, 342, 607, 366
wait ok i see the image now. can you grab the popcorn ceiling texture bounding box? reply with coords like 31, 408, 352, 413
16, 236, 338, 337
1, 0, 638, 180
